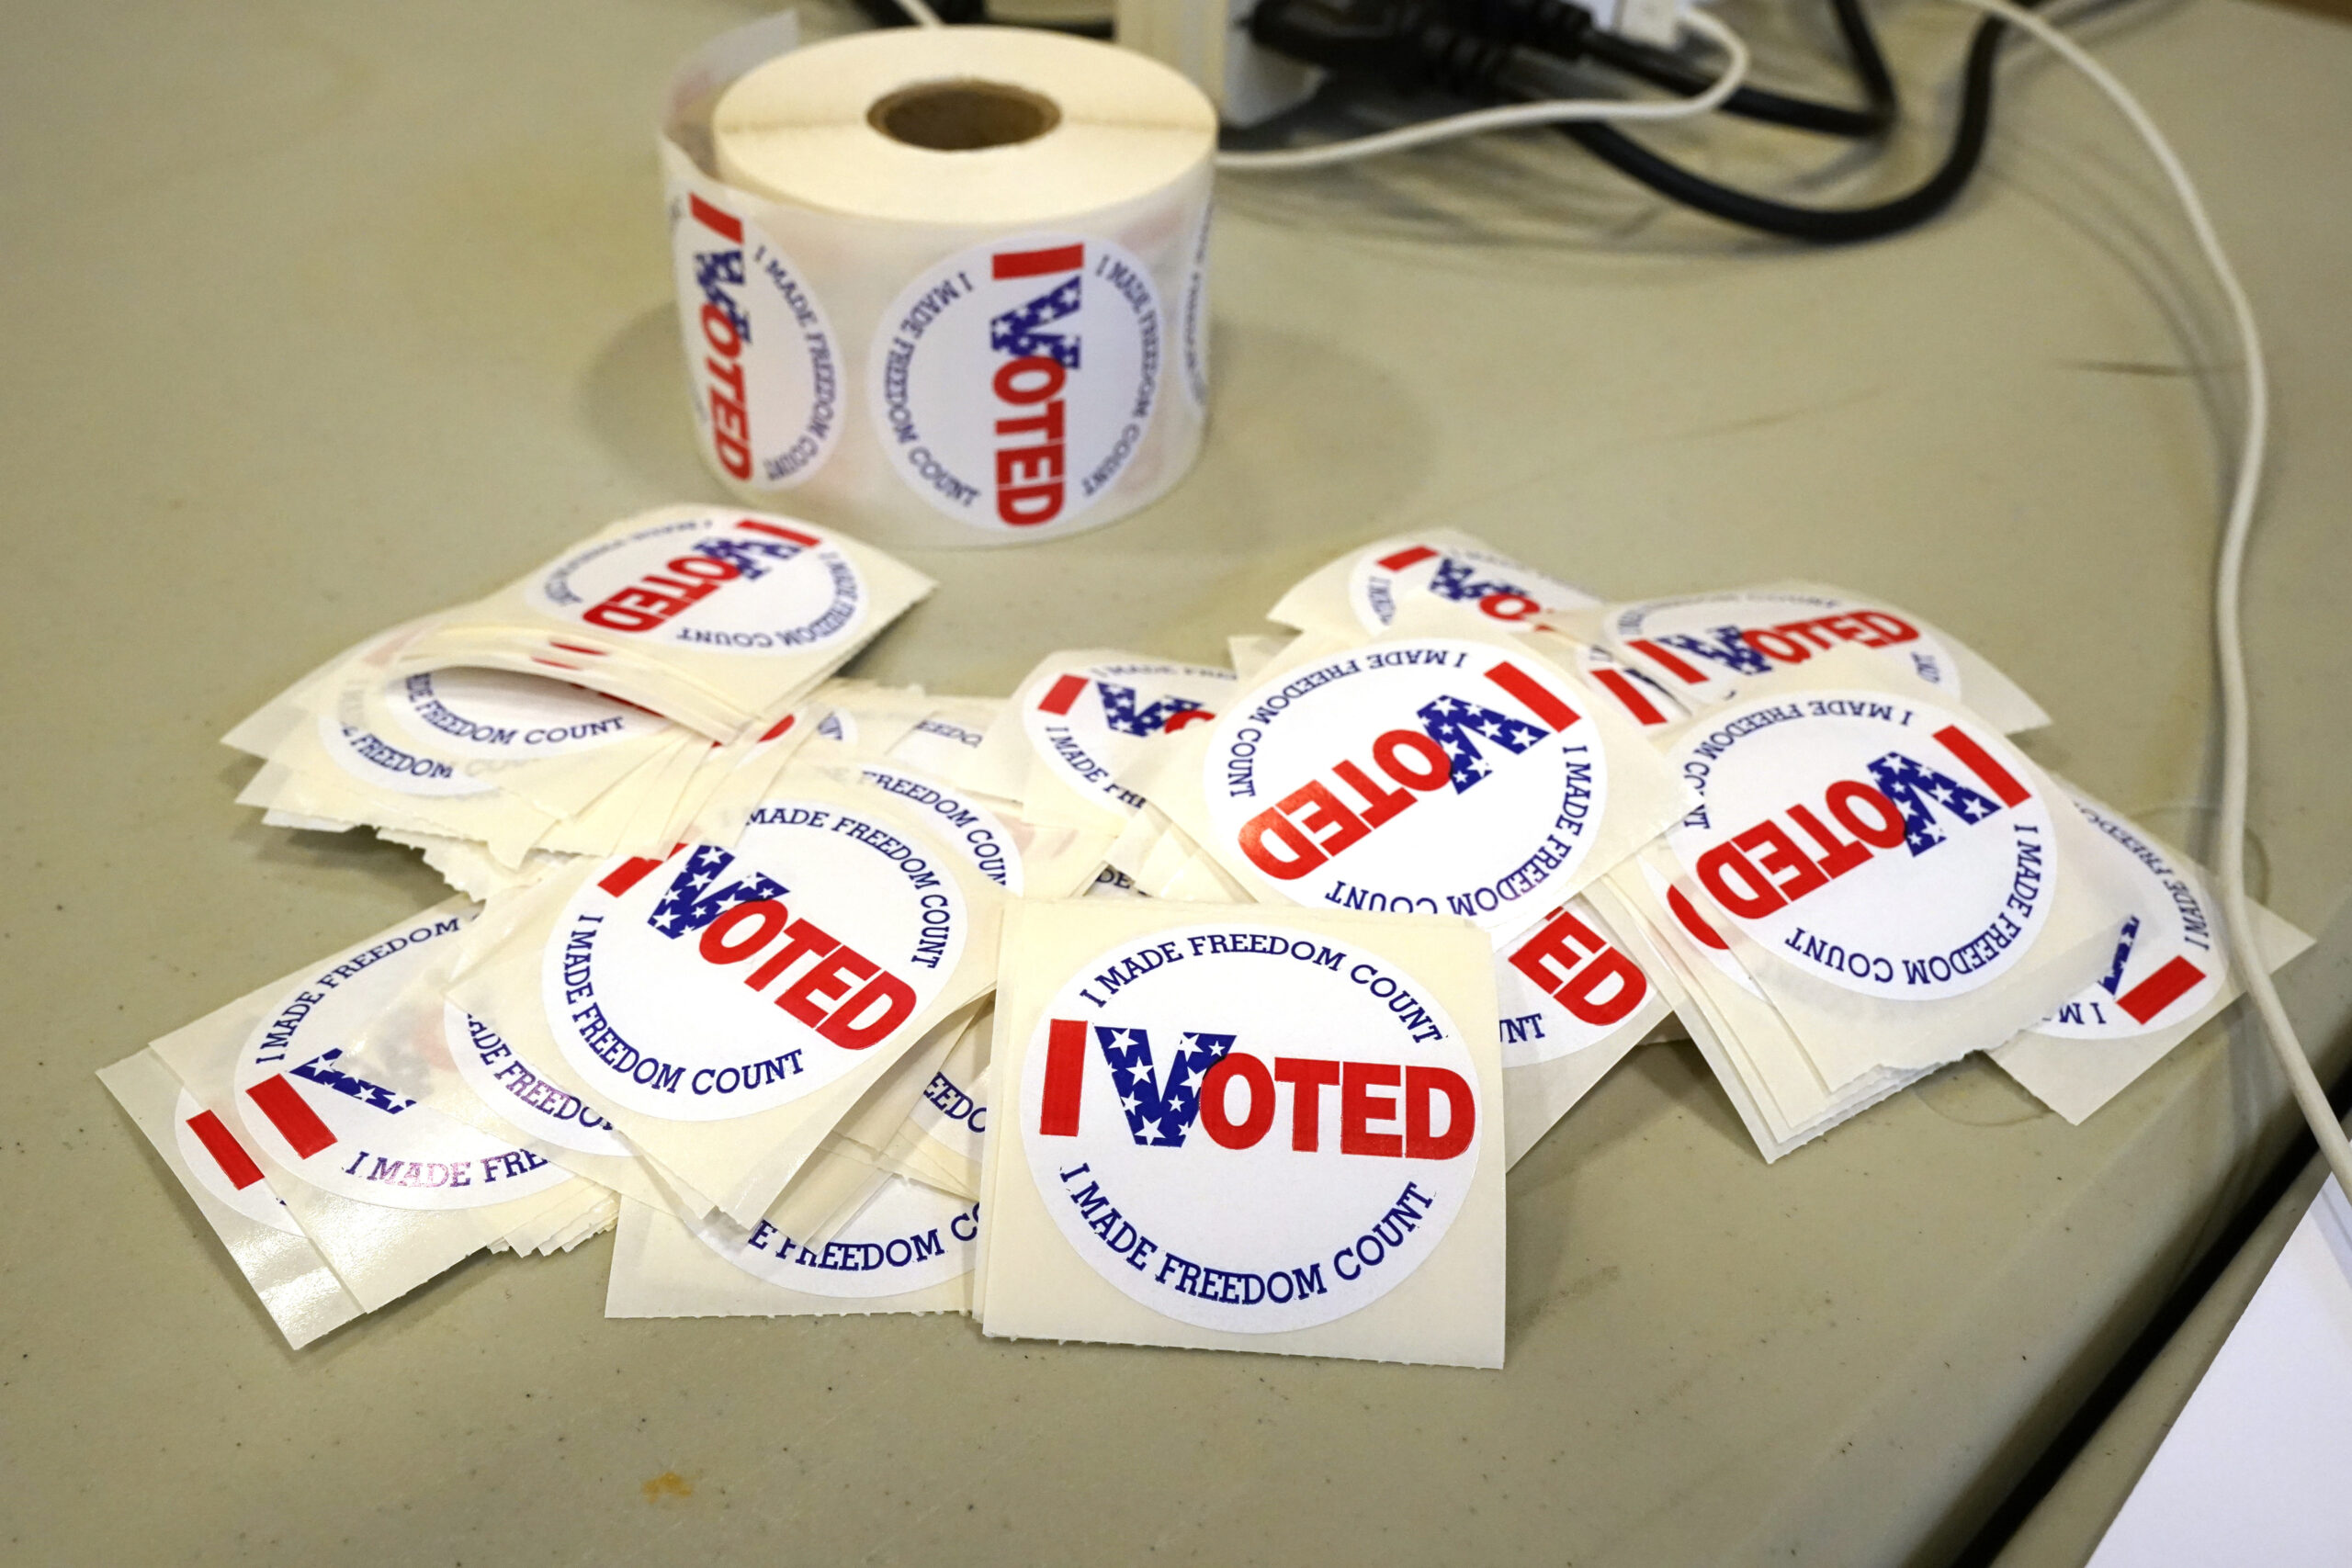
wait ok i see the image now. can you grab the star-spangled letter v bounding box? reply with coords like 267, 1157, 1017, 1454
1092, 1026, 1236, 1148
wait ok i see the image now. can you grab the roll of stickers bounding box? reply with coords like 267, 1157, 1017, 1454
661, 17, 1217, 549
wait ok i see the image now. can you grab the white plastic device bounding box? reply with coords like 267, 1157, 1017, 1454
1114, 0, 1326, 126
1591, 0, 1683, 47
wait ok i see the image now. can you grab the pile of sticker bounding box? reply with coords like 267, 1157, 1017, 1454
102, 513, 2312, 1371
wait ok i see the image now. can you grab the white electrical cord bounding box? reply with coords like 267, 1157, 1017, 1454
1939, 0, 2352, 1196
896, 0, 946, 27
1215, 8, 1750, 172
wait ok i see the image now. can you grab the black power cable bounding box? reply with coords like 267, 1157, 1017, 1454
1453, 0, 1896, 138
1551, 3, 2034, 242
849, 0, 986, 23
1250, 0, 2041, 243
858, 0, 1894, 139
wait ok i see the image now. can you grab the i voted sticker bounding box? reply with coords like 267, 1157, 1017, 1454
870, 233, 1161, 533
1206, 638, 1607, 931
1022, 922, 1479, 1334
670, 187, 843, 490
2037, 795, 2222, 1038
544, 799, 967, 1122
1495, 898, 1656, 1068
443, 1003, 631, 1157
1608, 589, 1959, 707
1348, 541, 1596, 635
1023, 659, 1234, 816
1667, 692, 2055, 1000
174, 1089, 301, 1235
387, 669, 661, 761
527, 513, 867, 657
698, 1176, 976, 1299
232, 914, 571, 1211
855, 762, 1024, 894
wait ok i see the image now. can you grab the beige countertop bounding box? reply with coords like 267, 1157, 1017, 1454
4, 0, 2346, 1562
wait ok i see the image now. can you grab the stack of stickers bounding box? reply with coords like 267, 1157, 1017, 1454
101, 519, 2311, 1368
222, 505, 934, 897
1555, 586, 2309, 1156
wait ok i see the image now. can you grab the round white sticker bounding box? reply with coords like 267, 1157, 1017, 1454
544, 799, 967, 1122
1022, 921, 1479, 1334
1023, 659, 1234, 818
670, 185, 843, 490
173, 1089, 301, 1235
527, 513, 868, 657
1494, 897, 1657, 1068
2035, 795, 2223, 1038
387, 669, 661, 761
869, 232, 1161, 533
1347, 542, 1596, 635
1665, 691, 2055, 1000
696, 1176, 977, 1299
1607, 589, 1960, 707
232, 915, 571, 1211
855, 762, 1025, 895
443, 1003, 631, 1157
1204, 638, 1608, 931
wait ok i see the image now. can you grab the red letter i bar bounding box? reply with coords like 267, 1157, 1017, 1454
1930, 724, 2033, 807
688, 193, 742, 243
1483, 660, 1582, 732
246, 1076, 337, 1160
1625, 638, 1709, 683
1039, 1018, 1088, 1135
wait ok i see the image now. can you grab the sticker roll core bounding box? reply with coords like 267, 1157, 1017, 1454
662, 21, 1217, 549
865, 79, 1062, 152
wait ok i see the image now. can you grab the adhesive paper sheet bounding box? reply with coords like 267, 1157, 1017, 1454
981, 899, 1505, 1367
1989, 782, 2314, 1122
605, 1178, 976, 1318
97, 1048, 365, 1348
150, 904, 600, 1311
